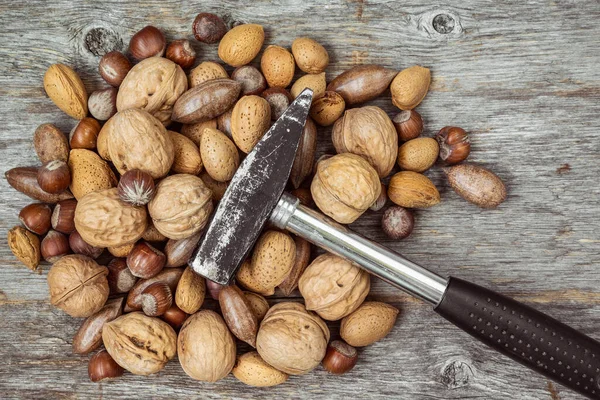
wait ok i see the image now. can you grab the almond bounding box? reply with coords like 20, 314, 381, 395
290, 72, 326, 99
68, 149, 118, 200
200, 171, 229, 202
175, 266, 206, 314
180, 119, 217, 146
243, 291, 269, 322
390, 65, 431, 110
43, 64, 88, 119
218, 24, 265, 67
388, 171, 440, 208
444, 163, 507, 208
340, 301, 399, 347
33, 124, 69, 163
291, 37, 329, 74
231, 95, 271, 153
200, 128, 239, 182
232, 351, 288, 387
8, 226, 41, 271
397, 137, 439, 172
167, 131, 203, 175
260, 45, 295, 88
188, 61, 229, 87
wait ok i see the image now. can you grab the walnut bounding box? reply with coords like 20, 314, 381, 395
332, 106, 397, 178
103, 109, 174, 179
116, 57, 188, 125
47, 254, 109, 317
102, 312, 177, 375
148, 174, 213, 240
177, 310, 236, 382
311, 153, 381, 224
74, 188, 148, 248
256, 302, 329, 375
298, 253, 370, 321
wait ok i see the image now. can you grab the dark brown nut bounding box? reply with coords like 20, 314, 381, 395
106, 258, 137, 294
129, 25, 166, 60
37, 160, 70, 194
164, 231, 202, 268
41, 230, 70, 263
206, 280, 224, 300
88, 88, 117, 121
436, 126, 471, 165
126, 267, 184, 310
7, 226, 40, 271
33, 124, 69, 163
171, 78, 242, 124
278, 236, 311, 296
6, 167, 74, 203
393, 110, 423, 142
232, 65, 267, 96
166, 39, 197, 69
88, 349, 124, 382
290, 117, 317, 189
161, 304, 188, 330
73, 297, 124, 354
69, 231, 103, 259
127, 241, 166, 279
327, 65, 397, 105
216, 109, 233, 138
99, 51, 131, 87
370, 183, 388, 211
219, 284, 258, 347
70, 118, 100, 149
51, 198, 77, 234
381, 206, 414, 240
290, 187, 314, 207
322, 340, 358, 375
261, 87, 292, 121
444, 164, 506, 208
141, 281, 172, 317
193, 13, 227, 43
117, 169, 155, 206
309, 91, 345, 126
19, 203, 52, 235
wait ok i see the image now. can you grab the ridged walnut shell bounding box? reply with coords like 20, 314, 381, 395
311, 153, 381, 224
178, 310, 236, 381
74, 188, 148, 248
340, 301, 399, 347
388, 171, 440, 208
390, 65, 431, 110
43, 64, 88, 119
148, 174, 213, 240
68, 149, 118, 200
102, 312, 177, 375
256, 302, 329, 375
299, 253, 370, 321
116, 57, 187, 125
231, 95, 271, 153
332, 106, 397, 178
47, 255, 109, 317
232, 351, 288, 387
218, 24, 265, 67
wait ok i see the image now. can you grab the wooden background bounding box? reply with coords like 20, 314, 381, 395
1, 0, 599, 398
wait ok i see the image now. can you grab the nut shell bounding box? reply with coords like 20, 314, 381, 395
232, 65, 267, 95
47, 254, 109, 317
277, 236, 311, 296
43, 64, 88, 119
171, 78, 242, 124
116, 57, 187, 125
40, 229, 70, 262
88, 87, 117, 121
166, 39, 196, 69
19, 203, 52, 235
311, 153, 381, 224
8, 226, 41, 271
444, 164, 506, 208
381, 206, 414, 240
327, 65, 397, 105
243, 292, 270, 322
188, 61, 229, 87
290, 72, 326, 99
200, 127, 239, 182
388, 171, 440, 208
193, 13, 227, 44
74, 188, 148, 248
126, 268, 184, 310
291, 37, 329, 74
99, 51, 131, 87
390, 65, 431, 110
231, 95, 271, 153
5, 167, 74, 203
290, 117, 317, 189
181, 119, 217, 146
233, 351, 288, 387
148, 174, 213, 240
178, 310, 236, 382
340, 301, 399, 347
73, 297, 124, 354
70, 118, 100, 150
37, 160, 71, 194
34, 124, 69, 163
310, 91, 345, 126
393, 110, 423, 142
103, 312, 176, 375
260, 45, 295, 88
397, 137, 439, 173
175, 266, 206, 314
129, 26, 166, 60
256, 302, 329, 375
218, 24, 265, 67
68, 149, 118, 200
220, 284, 258, 347
168, 131, 203, 175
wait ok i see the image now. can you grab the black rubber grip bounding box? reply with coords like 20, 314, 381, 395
435, 277, 600, 399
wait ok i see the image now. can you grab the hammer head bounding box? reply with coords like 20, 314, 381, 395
189, 89, 314, 284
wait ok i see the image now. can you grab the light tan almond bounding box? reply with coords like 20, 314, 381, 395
68, 149, 117, 200
200, 127, 239, 182
388, 171, 440, 208
291, 37, 329, 74
180, 119, 217, 146
243, 292, 270, 322
218, 24, 265, 67
233, 351, 288, 387
309, 91, 345, 126
390, 65, 431, 110
290, 72, 326, 99
260, 45, 295, 88
43, 64, 88, 119
189, 61, 229, 87
340, 301, 399, 347
175, 266, 206, 314
231, 95, 271, 153
397, 137, 439, 172
167, 131, 203, 175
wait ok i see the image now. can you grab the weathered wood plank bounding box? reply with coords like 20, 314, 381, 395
1, 0, 600, 399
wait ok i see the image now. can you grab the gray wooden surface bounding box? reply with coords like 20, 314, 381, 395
1, 0, 599, 398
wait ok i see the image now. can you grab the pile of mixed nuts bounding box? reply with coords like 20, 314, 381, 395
5, 12, 506, 386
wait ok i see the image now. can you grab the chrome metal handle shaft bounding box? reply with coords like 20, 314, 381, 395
270, 193, 448, 305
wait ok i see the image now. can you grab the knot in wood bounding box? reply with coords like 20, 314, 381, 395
441, 359, 474, 389
432, 14, 456, 34
84, 27, 123, 56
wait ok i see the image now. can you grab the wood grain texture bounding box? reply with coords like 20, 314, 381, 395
1, 0, 600, 399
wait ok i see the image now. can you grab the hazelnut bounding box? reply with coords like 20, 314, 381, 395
41, 229, 70, 263
192, 13, 227, 44
436, 126, 471, 165
370, 183, 387, 211
70, 118, 101, 149
106, 258, 137, 294
127, 241, 166, 279
117, 169, 156, 206
126, 268, 183, 311
141, 281, 172, 317
99, 51, 131, 87
69, 231, 103, 259
166, 39, 197, 69
37, 160, 70, 194
19, 203, 52, 235
88, 350, 124, 382
381, 206, 414, 240
392, 110, 423, 142
231, 65, 267, 96
161, 304, 188, 330
322, 340, 358, 375
129, 25, 166, 60
51, 198, 77, 234
88, 87, 117, 121
261, 87, 292, 120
